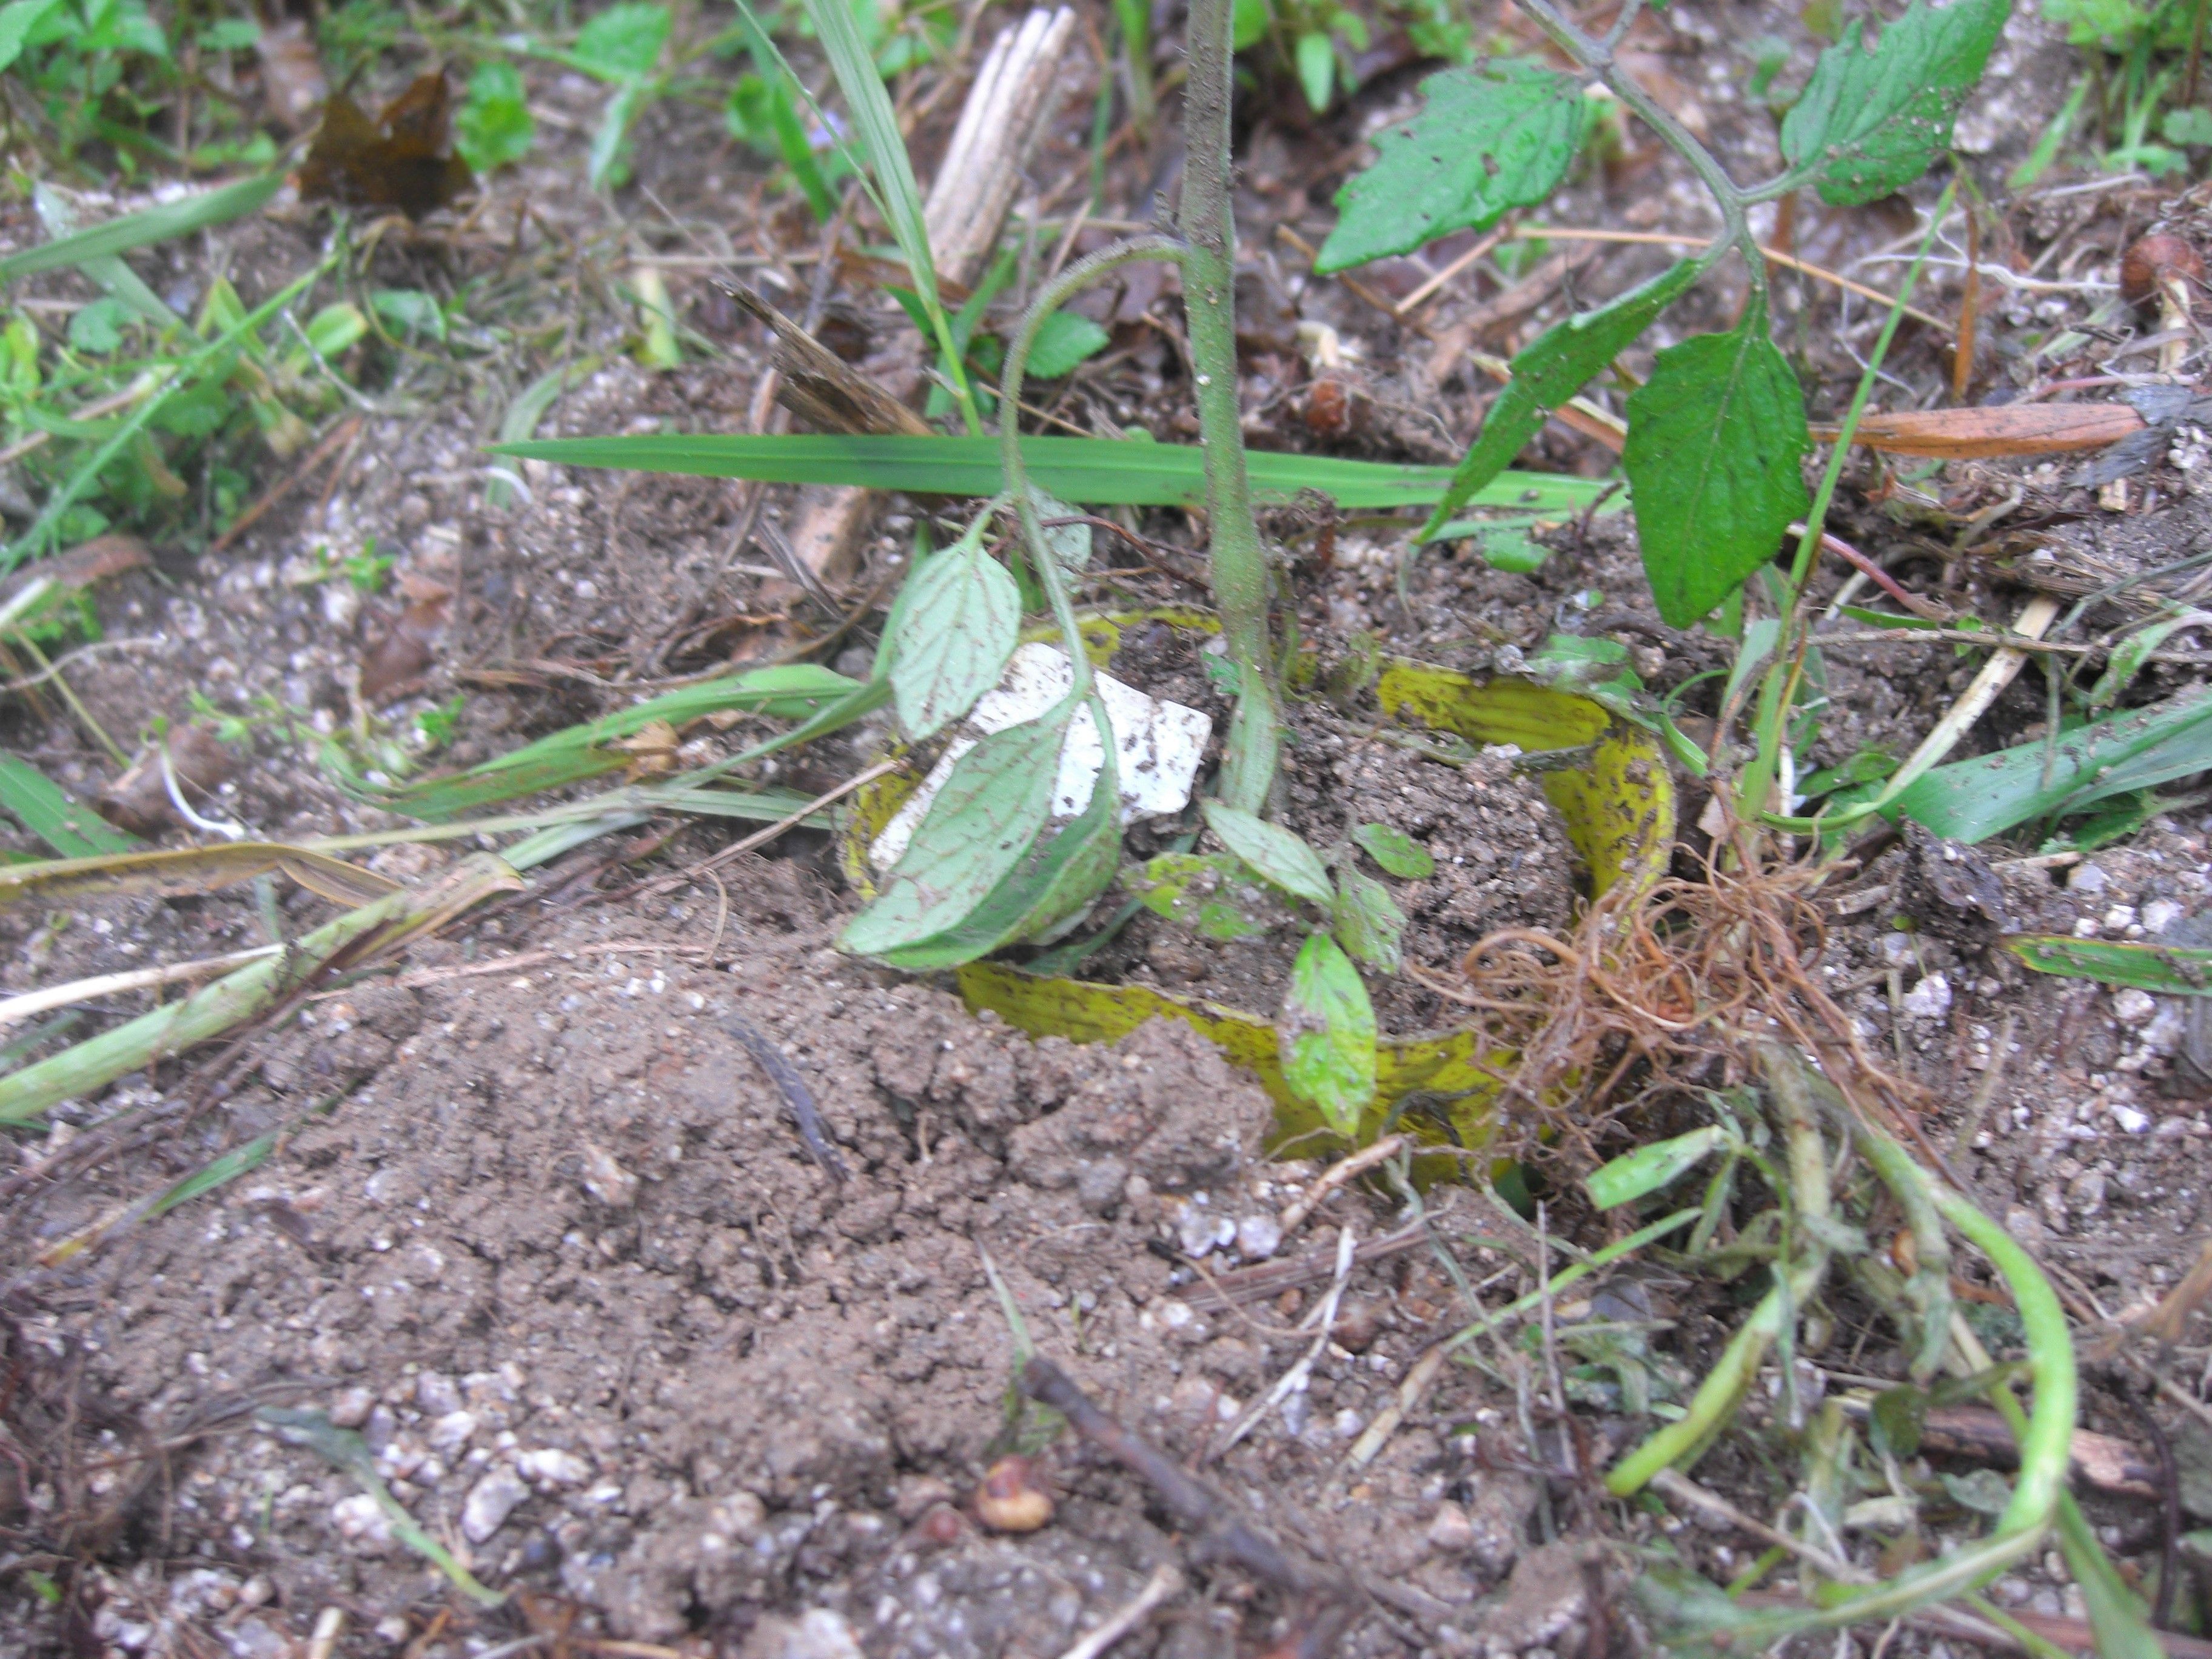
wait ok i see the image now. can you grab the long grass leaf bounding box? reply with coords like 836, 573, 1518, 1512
0, 856, 521, 1124
363, 665, 864, 819
497, 432, 1613, 514
0, 843, 397, 908
0, 173, 285, 283
1892, 686, 2212, 843
0, 755, 140, 856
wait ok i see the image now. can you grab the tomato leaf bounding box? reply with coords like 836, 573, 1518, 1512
1422, 261, 1698, 534
1027, 310, 1110, 378
1352, 821, 1436, 879
840, 711, 1067, 957
1331, 866, 1406, 973
1780, 0, 2011, 205
1624, 320, 1811, 628
888, 531, 1020, 740
1127, 851, 1284, 940
1278, 932, 1378, 1135
1201, 801, 1333, 905
1318, 61, 1586, 272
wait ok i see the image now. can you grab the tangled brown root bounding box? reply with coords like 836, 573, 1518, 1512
1421, 835, 1934, 1180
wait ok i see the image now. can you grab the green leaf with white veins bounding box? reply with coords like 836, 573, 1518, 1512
1279, 933, 1378, 1135
1423, 261, 1698, 535
1332, 866, 1406, 973
874, 702, 1121, 968
1780, 0, 2011, 206
1624, 320, 1811, 629
890, 530, 1020, 740
840, 710, 1068, 957
1318, 61, 1586, 272
1201, 802, 1333, 905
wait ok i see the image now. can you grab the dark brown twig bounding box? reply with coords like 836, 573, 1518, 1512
1017, 1353, 1344, 1646
726, 1013, 848, 1182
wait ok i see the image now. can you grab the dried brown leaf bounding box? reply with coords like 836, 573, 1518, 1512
297, 73, 474, 220
1814, 403, 2146, 458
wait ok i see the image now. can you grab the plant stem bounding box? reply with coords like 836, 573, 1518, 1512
1179, 0, 1282, 814
1513, 0, 1768, 306
998, 235, 1186, 705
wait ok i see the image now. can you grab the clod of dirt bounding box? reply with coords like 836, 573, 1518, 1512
1897, 818, 2013, 947
96, 722, 241, 836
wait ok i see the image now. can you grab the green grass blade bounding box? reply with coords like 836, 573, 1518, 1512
370, 750, 631, 820
2003, 934, 2212, 994
793, 0, 938, 309
496, 432, 1612, 514
0, 755, 140, 856
0, 173, 285, 283
486, 354, 601, 509
363, 665, 864, 818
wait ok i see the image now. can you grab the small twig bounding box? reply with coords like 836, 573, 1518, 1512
1394, 224, 1511, 316
210, 415, 363, 555
725, 1013, 849, 1182
0, 945, 283, 1029
1650, 1467, 1871, 1583
1345, 1342, 1448, 1470
1279, 1134, 1404, 1234
623, 758, 907, 902
1216, 1225, 1355, 1453
1020, 1356, 1326, 1595
1053, 1564, 1183, 1659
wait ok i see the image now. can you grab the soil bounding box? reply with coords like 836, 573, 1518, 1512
7, 1, 2212, 1655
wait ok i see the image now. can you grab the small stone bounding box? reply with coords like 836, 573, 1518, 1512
1429, 1503, 1477, 1553
893, 1475, 955, 1521
331, 1493, 391, 1549
1236, 1213, 1282, 1259
427, 1410, 478, 1452
461, 1467, 530, 1543
580, 1142, 638, 1209
2070, 862, 2110, 895
518, 1447, 592, 1486
2143, 899, 2185, 934
414, 1372, 462, 1416
2113, 988, 2158, 1025
329, 1386, 374, 1429
1900, 973, 1952, 1021
1333, 1299, 1384, 1353
748, 1610, 865, 1659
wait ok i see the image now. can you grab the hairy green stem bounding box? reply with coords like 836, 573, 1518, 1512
1513, 0, 1766, 306
1742, 182, 1955, 826
1179, 0, 1282, 813
998, 235, 1185, 699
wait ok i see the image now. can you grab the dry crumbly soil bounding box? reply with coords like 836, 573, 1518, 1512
7, 1, 2212, 1655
